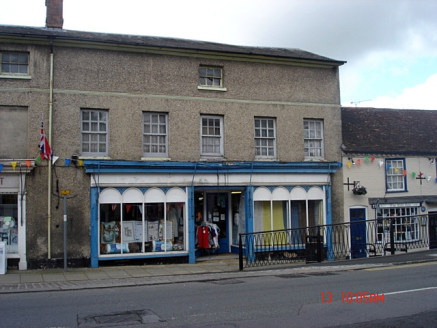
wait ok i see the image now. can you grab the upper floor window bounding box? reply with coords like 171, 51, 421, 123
199, 66, 223, 88
254, 117, 276, 159
81, 109, 108, 157
143, 112, 168, 157
304, 119, 324, 160
200, 115, 223, 157
1, 52, 29, 75
386, 159, 406, 192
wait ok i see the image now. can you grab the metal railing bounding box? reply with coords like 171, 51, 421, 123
239, 215, 430, 270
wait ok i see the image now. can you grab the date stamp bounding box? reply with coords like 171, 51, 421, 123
321, 292, 384, 304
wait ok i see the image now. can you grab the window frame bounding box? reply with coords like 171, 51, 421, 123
303, 119, 324, 160
80, 108, 109, 157
0, 51, 30, 77
200, 115, 224, 157
254, 117, 277, 159
376, 206, 420, 243
142, 112, 169, 158
198, 66, 226, 91
385, 158, 407, 192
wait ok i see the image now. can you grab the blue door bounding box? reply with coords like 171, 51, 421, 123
206, 193, 229, 254
350, 208, 367, 258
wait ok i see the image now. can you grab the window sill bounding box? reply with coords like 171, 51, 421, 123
386, 190, 408, 193
255, 157, 277, 161
79, 156, 111, 160
200, 156, 225, 161
197, 86, 227, 92
141, 157, 171, 161
0, 74, 31, 80
304, 157, 326, 162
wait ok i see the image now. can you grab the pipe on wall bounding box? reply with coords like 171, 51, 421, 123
47, 41, 54, 259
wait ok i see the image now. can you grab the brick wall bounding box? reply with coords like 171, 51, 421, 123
46, 0, 63, 29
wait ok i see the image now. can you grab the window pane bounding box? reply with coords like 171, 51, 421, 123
303, 119, 323, 159
199, 66, 223, 87
143, 112, 168, 156
81, 109, 108, 155
254, 118, 276, 158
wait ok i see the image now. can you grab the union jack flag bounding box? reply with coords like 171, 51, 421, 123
40, 114, 52, 160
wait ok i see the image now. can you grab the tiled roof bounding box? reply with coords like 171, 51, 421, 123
0, 25, 345, 66
342, 107, 437, 156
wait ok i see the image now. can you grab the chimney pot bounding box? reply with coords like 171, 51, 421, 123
46, 0, 63, 29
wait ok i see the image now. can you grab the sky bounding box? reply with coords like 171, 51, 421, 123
1, 0, 437, 110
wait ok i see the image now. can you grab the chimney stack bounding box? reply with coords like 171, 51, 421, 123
46, 0, 63, 29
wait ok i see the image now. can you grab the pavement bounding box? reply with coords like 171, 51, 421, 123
1, 249, 437, 294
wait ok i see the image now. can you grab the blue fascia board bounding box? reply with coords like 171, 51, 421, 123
83, 160, 341, 174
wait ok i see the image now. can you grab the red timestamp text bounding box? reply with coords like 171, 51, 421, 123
321, 292, 384, 304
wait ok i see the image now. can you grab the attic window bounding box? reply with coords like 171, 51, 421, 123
198, 66, 226, 91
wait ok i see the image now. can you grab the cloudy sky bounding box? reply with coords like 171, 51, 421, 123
1, 0, 437, 110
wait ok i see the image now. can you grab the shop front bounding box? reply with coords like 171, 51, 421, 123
85, 160, 340, 268
0, 161, 34, 270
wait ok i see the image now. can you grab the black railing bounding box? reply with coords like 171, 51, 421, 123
239, 215, 430, 271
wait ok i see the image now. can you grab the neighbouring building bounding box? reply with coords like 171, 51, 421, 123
341, 107, 437, 255
0, 0, 345, 269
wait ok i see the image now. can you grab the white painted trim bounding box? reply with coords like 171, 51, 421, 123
91, 172, 330, 187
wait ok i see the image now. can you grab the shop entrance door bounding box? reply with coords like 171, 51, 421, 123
429, 212, 437, 249
350, 208, 367, 258
206, 193, 229, 254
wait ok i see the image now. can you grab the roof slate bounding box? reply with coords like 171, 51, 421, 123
0, 25, 345, 65
342, 107, 437, 156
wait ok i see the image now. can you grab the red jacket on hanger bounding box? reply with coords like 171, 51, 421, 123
198, 226, 210, 249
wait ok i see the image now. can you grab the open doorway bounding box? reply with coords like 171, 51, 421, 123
194, 191, 228, 254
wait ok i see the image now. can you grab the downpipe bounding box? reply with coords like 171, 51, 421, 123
47, 42, 54, 259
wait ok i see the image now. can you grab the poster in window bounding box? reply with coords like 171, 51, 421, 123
101, 221, 119, 244
122, 221, 135, 243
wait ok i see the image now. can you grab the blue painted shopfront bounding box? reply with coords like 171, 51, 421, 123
84, 160, 340, 268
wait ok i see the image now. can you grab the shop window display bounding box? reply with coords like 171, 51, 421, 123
122, 203, 143, 253
100, 204, 122, 254
99, 200, 185, 255
253, 197, 324, 246
376, 207, 419, 243
0, 194, 18, 254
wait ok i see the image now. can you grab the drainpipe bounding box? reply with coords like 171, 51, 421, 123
47, 39, 54, 259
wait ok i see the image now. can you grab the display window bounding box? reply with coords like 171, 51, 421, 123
231, 191, 245, 246
376, 206, 420, 243
98, 187, 186, 256
0, 194, 18, 254
253, 187, 325, 246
